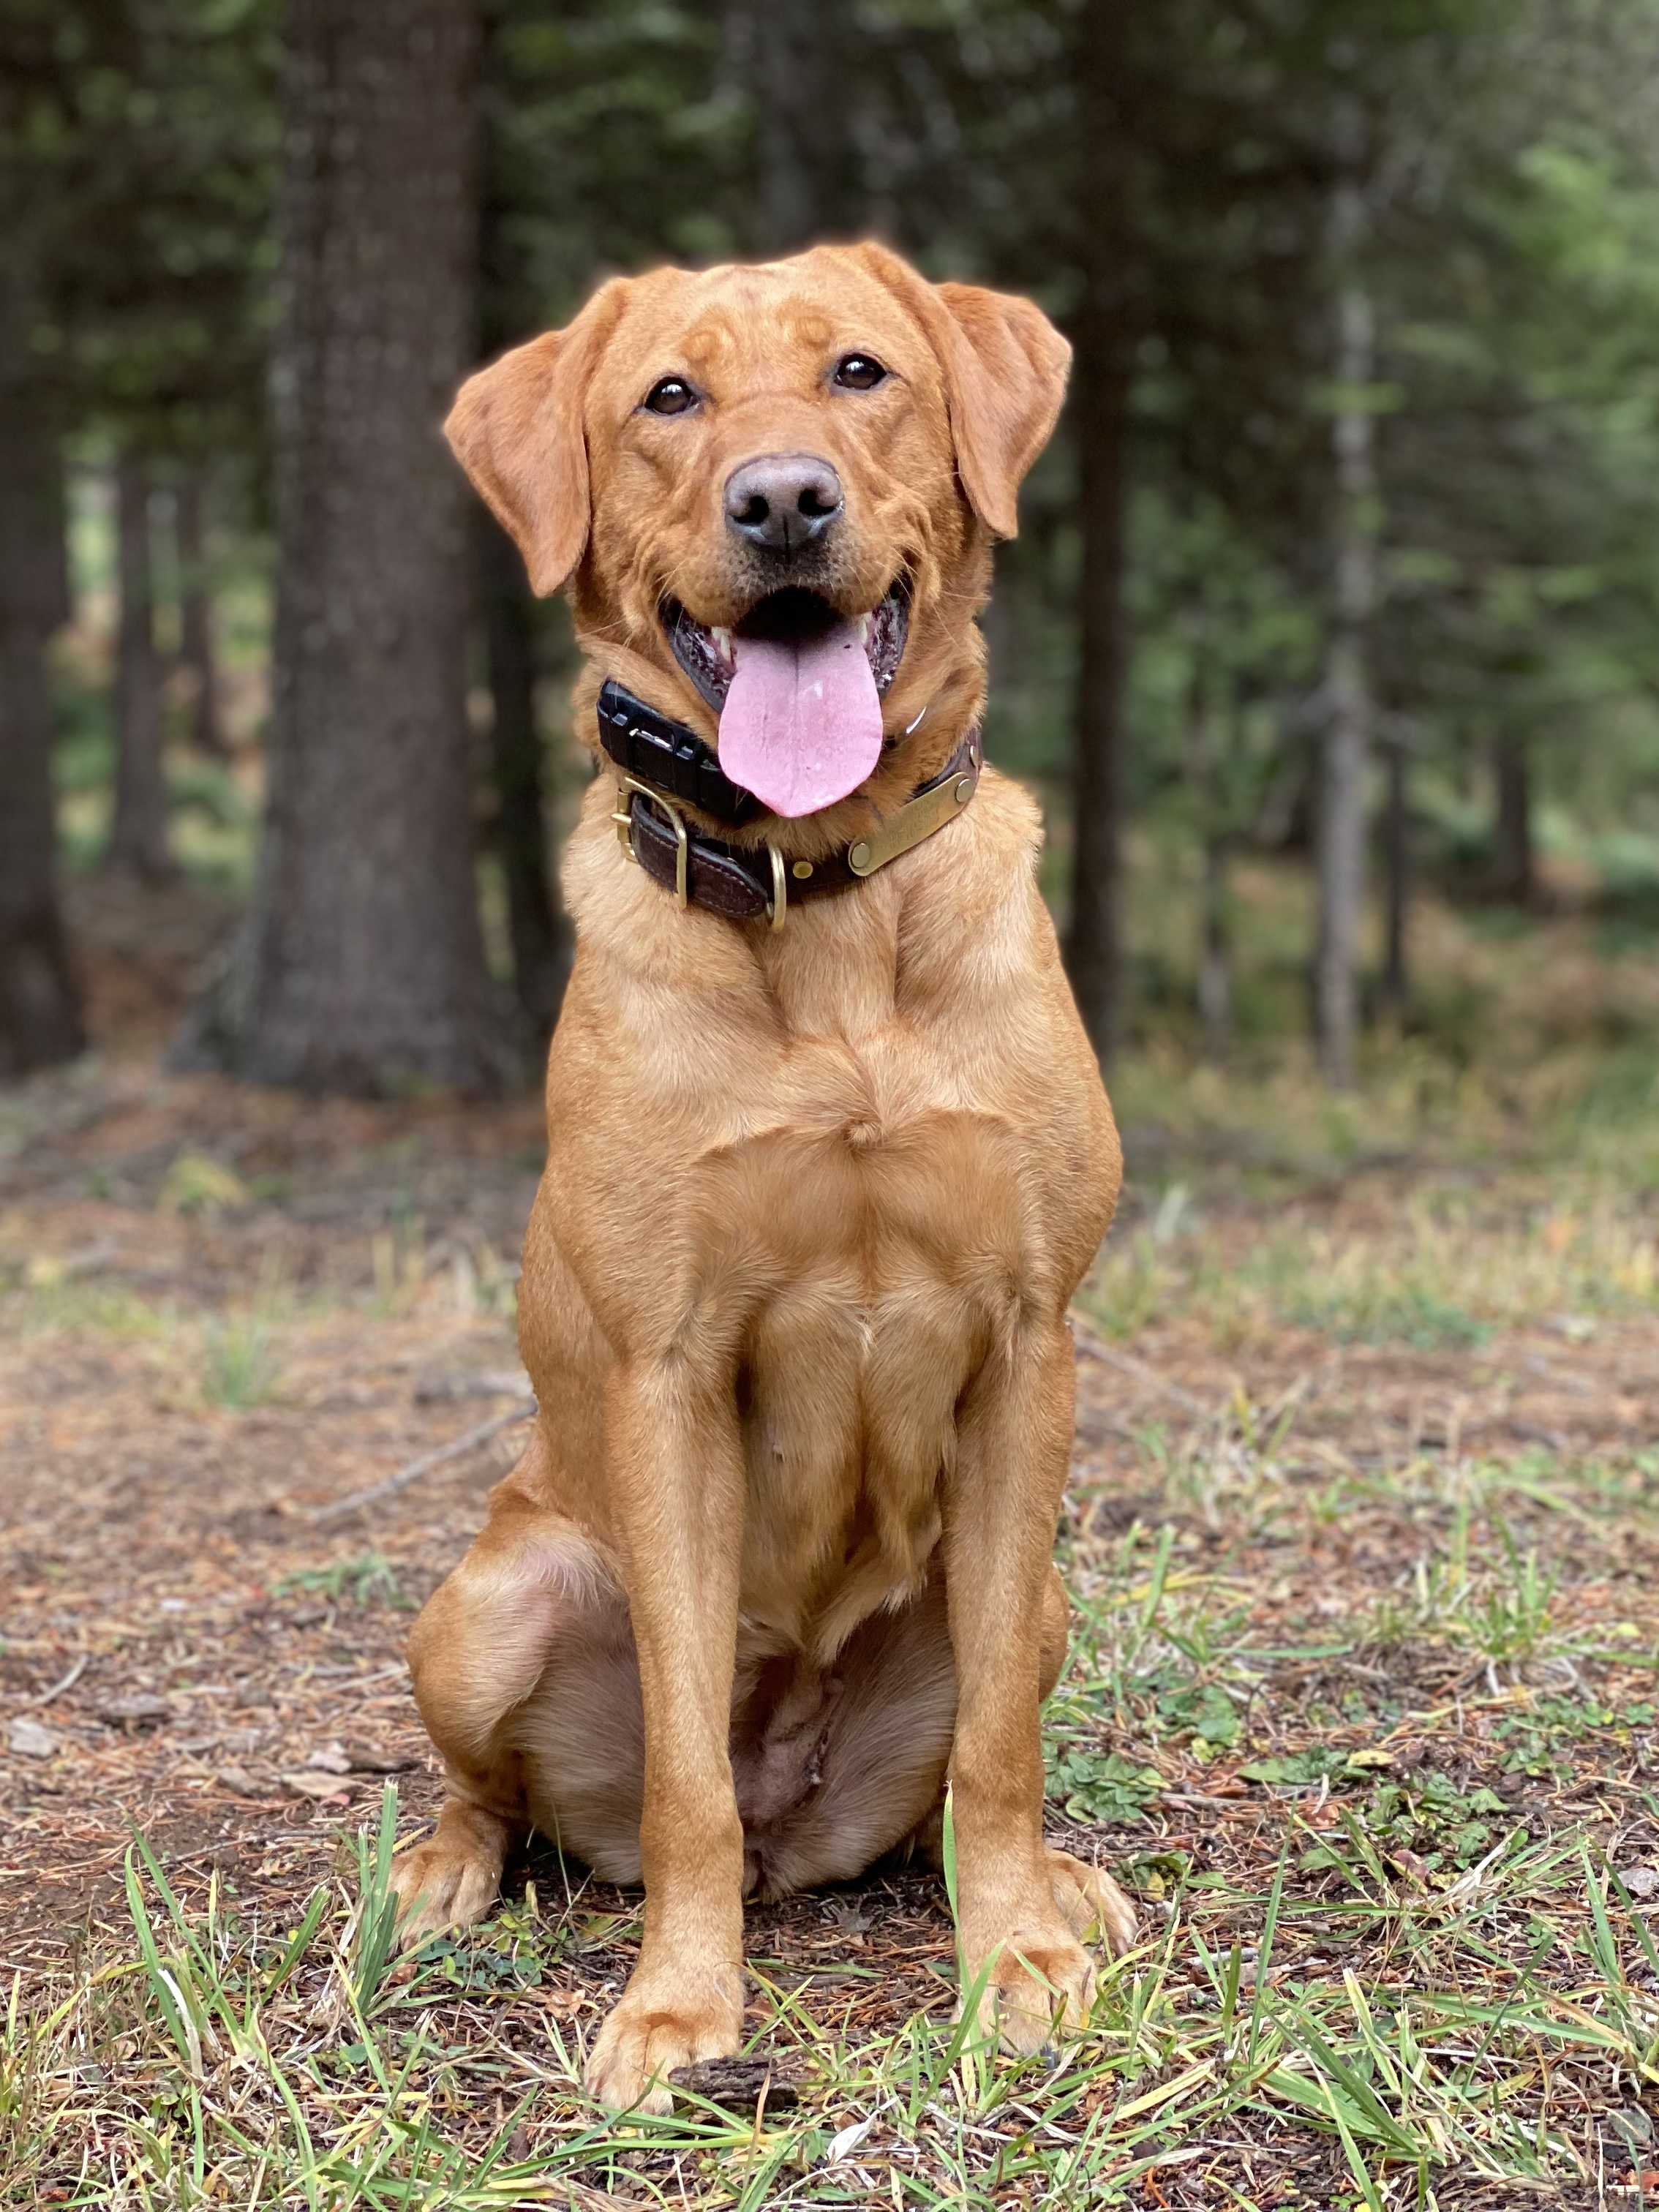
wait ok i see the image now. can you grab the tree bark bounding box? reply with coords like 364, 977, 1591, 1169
182, 0, 510, 1094
106, 452, 174, 879
175, 470, 227, 756
1065, 0, 1132, 1063
0, 285, 83, 1076
1380, 729, 1408, 1014
752, 0, 856, 250
1491, 731, 1532, 904
1183, 645, 1231, 1059
1314, 135, 1377, 1091
1197, 833, 1232, 1060
481, 509, 571, 1038
475, 39, 568, 1044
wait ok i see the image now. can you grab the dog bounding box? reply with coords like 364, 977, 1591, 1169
389, 242, 1137, 2113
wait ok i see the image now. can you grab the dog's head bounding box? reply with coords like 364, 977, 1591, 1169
447, 244, 1069, 835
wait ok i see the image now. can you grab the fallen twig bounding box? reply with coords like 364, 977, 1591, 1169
1069, 1316, 1214, 1418
27, 1654, 89, 1708
311, 1399, 537, 1524
413, 1368, 533, 1404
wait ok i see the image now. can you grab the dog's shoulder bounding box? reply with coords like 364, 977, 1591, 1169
896, 761, 1057, 990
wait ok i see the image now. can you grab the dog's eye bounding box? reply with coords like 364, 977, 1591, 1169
833, 354, 889, 391
642, 377, 698, 416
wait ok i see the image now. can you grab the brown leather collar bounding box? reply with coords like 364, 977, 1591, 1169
613, 730, 982, 929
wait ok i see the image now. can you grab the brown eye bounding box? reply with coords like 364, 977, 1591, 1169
642, 377, 698, 415
833, 354, 888, 391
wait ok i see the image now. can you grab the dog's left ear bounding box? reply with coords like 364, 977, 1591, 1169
445, 277, 629, 595
852, 247, 1071, 538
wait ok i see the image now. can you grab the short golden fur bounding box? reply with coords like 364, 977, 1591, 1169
391, 242, 1137, 2113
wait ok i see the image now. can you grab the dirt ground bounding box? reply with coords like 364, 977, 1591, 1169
4, 884, 1659, 2207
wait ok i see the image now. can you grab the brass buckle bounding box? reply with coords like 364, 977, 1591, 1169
612, 776, 688, 907
767, 843, 787, 933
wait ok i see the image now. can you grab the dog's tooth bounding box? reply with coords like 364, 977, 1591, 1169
711, 625, 734, 665
855, 614, 871, 646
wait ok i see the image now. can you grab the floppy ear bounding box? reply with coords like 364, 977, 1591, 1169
444, 279, 628, 595
852, 246, 1072, 538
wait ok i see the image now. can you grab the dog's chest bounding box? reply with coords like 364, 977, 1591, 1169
716, 1031, 1064, 1656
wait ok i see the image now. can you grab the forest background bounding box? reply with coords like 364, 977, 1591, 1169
7, 6, 1659, 2203
5, 0, 1659, 1110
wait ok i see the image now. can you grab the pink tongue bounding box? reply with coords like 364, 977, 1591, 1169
716, 621, 883, 818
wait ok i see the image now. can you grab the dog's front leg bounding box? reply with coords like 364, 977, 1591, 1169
584, 1355, 747, 2113
944, 1316, 1138, 2053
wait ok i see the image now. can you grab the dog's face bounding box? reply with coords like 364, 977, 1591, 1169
448, 244, 1069, 831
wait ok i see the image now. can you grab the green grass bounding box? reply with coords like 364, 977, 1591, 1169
198, 1312, 282, 1408
1081, 1172, 1659, 1350
271, 1553, 411, 1611
7, 1780, 1655, 2202
6, 1034, 1658, 2202
10, 1433, 1658, 2204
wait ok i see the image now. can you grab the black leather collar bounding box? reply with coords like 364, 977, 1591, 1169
597, 680, 759, 826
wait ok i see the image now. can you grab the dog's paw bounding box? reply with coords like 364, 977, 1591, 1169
958, 1859, 1137, 2055
967, 1930, 1098, 2054
584, 1966, 745, 2115
1045, 1847, 1139, 1957
388, 1835, 501, 1952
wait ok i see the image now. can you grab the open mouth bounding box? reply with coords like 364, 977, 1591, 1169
663, 579, 909, 715
660, 579, 910, 821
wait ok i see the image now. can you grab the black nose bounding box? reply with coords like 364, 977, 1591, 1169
723, 453, 843, 554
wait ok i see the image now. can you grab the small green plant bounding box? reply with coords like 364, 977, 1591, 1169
1471, 1524, 1559, 1666
200, 1311, 282, 1407
157, 1151, 252, 1218
1369, 1503, 1567, 1671
1285, 1279, 1490, 1350
1046, 1745, 1165, 1823
1083, 1232, 1171, 1338
347, 1784, 404, 2016
273, 1551, 410, 1609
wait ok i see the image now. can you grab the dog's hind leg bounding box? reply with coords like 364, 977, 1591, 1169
390, 1470, 638, 1949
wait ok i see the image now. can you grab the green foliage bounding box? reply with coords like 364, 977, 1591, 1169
1046, 1746, 1165, 1826
10, 0, 1659, 1031
271, 1552, 409, 1611
1284, 1280, 1489, 1349
37, 1800, 1652, 2201
2, 0, 279, 451
198, 1312, 279, 1407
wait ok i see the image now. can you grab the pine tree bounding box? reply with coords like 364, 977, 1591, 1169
186, 0, 512, 1094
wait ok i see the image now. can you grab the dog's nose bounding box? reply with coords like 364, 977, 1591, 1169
723, 453, 843, 554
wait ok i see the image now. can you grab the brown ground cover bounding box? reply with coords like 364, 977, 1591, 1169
4, 889, 1658, 2206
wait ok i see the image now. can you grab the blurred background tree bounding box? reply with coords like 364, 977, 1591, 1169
1, 0, 1656, 1101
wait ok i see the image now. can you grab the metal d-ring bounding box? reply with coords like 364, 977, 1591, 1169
612, 777, 689, 906
767, 843, 787, 932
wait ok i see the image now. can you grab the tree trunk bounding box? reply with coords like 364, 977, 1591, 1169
481, 509, 571, 1037
0, 286, 83, 1075
106, 452, 174, 879
1314, 135, 1377, 1091
752, 0, 855, 250
1065, 0, 1132, 1062
1491, 731, 1532, 904
1380, 729, 1408, 1013
1184, 652, 1233, 1061
1197, 834, 1232, 1060
182, 0, 509, 1094
176, 470, 227, 756
475, 34, 568, 1045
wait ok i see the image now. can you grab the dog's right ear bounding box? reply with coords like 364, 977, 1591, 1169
445, 279, 628, 596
